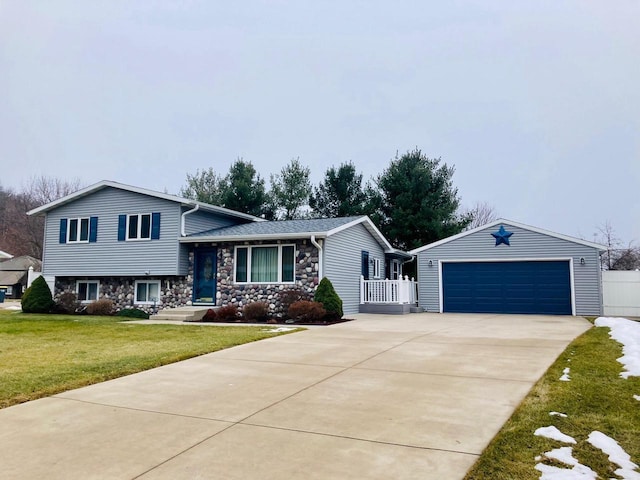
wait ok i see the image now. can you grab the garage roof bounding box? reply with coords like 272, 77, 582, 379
409, 218, 608, 254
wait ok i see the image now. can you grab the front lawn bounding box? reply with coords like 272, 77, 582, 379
0, 310, 299, 409
464, 319, 640, 479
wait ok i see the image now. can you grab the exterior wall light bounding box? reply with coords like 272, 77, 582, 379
580, 257, 585, 265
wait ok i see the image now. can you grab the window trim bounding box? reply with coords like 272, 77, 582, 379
372, 257, 382, 279
67, 217, 90, 243
234, 244, 296, 284
126, 213, 152, 241
76, 280, 100, 303
134, 280, 161, 305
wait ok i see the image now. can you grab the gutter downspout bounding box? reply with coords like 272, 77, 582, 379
181, 204, 200, 237
310, 235, 323, 280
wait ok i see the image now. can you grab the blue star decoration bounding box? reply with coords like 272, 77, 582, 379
492, 225, 513, 246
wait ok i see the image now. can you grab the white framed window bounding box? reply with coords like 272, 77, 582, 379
372, 258, 382, 279
68, 218, 90, 243
391, 260, 400, 280
76, 280, 99, 303
4, 286, 13, 296
127, 213, 152, 240
235, 244, 296, 284
135, 280, 160, 304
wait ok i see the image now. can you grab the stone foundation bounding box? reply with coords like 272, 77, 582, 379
54, 276, 192, 314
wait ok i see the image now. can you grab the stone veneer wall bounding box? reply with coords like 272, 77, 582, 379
54, 276, 193, 314
213, 239, 319, 315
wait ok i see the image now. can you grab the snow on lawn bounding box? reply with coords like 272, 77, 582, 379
535, 446, 597, 480
262, 327, 297, 333
534, 426, 576, 444
559, 367, 571, 381
533, 317, 640, 479
588, 431, 640, 480
594, 317, 640, 379
549, 411, 568, 418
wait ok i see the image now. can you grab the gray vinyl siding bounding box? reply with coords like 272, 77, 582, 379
324, 223, 385, 315
416, 223, 603, 316
43, 187, 183, 276
183, 209, 239, 236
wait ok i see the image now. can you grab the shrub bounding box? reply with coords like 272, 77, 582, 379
288, 300, 326, 323
314, 277, 343, 319
54, 292, 80, 314
279, 288, 310, 312
243, 302, 270, 322
217, 305, 238, 322
115, 308, 149, 319
200, 308, 217, 322
85, 299, 114, 316
21, 276, 54, 313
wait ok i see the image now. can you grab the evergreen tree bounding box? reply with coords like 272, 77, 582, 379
373, 149, 470, 250
220, 159, 268, 217
21, 276, 54, 313
269, 158, 311, 220
309, 162, 367, 218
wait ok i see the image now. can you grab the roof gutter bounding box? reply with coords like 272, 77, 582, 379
310, 235, 323, 281
181, 204, 200, 237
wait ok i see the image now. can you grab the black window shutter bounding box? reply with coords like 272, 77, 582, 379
59, 218, 68, 244
151, 212, 161, 240
89, 217, 98, 243
117, 215, 126, 241
361, 251, 369, 280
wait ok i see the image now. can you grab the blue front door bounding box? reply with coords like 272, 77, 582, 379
193, 248, 217, 304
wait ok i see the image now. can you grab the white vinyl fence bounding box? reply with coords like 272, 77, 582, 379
602, 270, 640, 317
27, 267, 55, 295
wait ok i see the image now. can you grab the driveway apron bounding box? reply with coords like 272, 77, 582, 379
0, 313, 590, 479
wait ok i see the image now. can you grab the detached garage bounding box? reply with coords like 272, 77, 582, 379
410, 219, 606, 316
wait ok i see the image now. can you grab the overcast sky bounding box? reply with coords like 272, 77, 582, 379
1, 1, 638, 245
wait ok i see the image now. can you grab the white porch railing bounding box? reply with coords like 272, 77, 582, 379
360, 275, 418, 305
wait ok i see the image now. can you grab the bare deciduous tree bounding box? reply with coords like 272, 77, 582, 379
0, 176, 82, 259
462, 202, 498, 230
595, 221, 640, 270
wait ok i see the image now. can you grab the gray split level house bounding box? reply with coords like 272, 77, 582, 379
28, 181, 606, 318
28, 180, 413, 316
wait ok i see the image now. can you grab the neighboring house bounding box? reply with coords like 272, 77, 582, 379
0, 256, 42, 299
28, 181, 410, 315
410, 219, 606, 316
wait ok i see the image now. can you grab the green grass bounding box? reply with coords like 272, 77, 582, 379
0, 310, 300, 409
464, 323, 640, 479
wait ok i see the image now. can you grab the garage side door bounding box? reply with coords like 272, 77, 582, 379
442, 261, 572, 315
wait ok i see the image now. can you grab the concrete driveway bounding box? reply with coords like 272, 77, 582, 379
0, 313, 590, 479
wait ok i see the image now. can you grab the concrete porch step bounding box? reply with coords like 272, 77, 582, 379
149, 307, 213, 322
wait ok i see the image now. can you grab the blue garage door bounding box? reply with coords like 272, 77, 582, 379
442, 261, 572, 315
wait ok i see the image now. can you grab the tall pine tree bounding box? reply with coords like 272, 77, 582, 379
309, 162, 368, 218
372, 149, 470, 250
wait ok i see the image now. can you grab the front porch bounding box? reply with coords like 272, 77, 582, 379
359, 275, 421, 315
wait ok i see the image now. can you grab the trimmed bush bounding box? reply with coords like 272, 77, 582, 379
243, 302, 270, 322
279, 288, 311, 314
85, 299, 114, 316
115, 308, 149, 319
288, 300, 326, 323
200, 308, 217, 322
314, 277, 343, 319
21, 276, 54, 313
54, 292, 80, 314
217, 305, 238, 322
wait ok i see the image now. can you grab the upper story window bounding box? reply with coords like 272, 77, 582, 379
118, 213, 161, 241
68, 218, 90, 243
235, 244, 295, 284
59, 217, 98, 244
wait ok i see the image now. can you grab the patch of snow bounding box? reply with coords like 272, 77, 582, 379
633, 395, 640, 402
594, 317, 640, 378
6, 306, 21, 310
534, 426, 577, 444
535, 447, 597, 479
263, 327, 297, 333
550, 412, 568, 418
560, 367, 571, 381
587, 431, 640, 480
